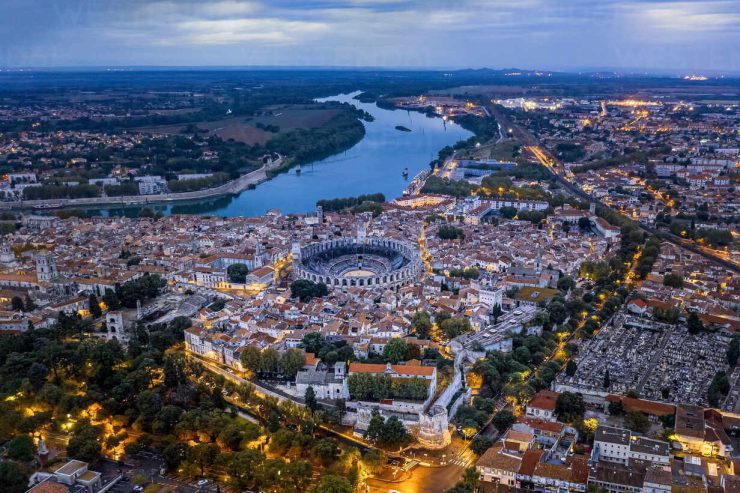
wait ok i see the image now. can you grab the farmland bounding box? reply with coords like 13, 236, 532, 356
136, 105, 344, 146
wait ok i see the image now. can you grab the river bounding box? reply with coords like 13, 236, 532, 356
90, 92, 472, 217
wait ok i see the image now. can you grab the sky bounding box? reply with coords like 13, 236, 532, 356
1, 0, 738, 72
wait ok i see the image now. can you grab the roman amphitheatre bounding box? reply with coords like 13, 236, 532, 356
292, 236, 423, 290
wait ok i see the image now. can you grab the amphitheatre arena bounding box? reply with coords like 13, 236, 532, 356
293, 236, 423, 289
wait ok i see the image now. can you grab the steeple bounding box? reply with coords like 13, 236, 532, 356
35, 250, 58, 282
0, 240, 16, 267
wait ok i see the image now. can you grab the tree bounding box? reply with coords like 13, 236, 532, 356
115, 274, 165, 308
379, 416, 409, 446
383, 338, 408, 364
302, 332, 326, 354
240, 346, 262, 373
578, 217, 591, 230
217, 421, 260, 451
227, 263, 249, 284
557, 276, 576, 292
305, 386, 318, 411
280, 348, 306, 379
687, 312, 704, 334
624, 411, 650, 433
548, 302, 567, 325
67, 421, 102, 463
440, 317, 472, 339
7, 434, 35, 461
27, 362, 48, 391
565, 360, 577, 377
412, 311, 432, 339
728, 337, 740, 366
608, 400, 624, 416
708, 371, 731, 407
470, 436, 493, 455
364, 412, 385, 442
102, 288, 121, 310
461, 467, 480, 492
555, 392, 585, 422
11, 296, 23, 311
312, 438, 340, 466
310, 474, 352, 493
663, 273, 683, 288
88, 293, 102, 318
362, 449, 387, 474
0, 462, 28, 493
222, 449, 263, 490
163, 354, 186, 389
190, 443, 219, 476
290, 279, 328, 302
576, 417, 599, 444
500, 206, 517, 219
603, 369, 611, 390
260, 348, 280, 374
438, 225, 465, 240
492, 410, 515, 433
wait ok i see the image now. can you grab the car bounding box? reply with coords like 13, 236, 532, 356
133, 487, 144, 492
197, 479, 209, 486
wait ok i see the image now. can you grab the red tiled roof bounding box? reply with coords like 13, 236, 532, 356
348, 362, 434, 377
528, 390, 558, 411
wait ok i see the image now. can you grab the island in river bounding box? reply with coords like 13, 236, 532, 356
31, 92, 473, 218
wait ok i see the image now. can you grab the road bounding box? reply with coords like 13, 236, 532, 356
1, 157, 284, 211
190, 350, 486, 492
524, 141, 739, 274
367, 435, 477, 493
487, 98, 738, 273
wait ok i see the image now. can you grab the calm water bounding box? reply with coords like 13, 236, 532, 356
91, 92, 472, 217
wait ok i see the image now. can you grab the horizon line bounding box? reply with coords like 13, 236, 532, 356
1, 64, 739, 78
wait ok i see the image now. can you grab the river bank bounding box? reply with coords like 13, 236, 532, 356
12, 92, 472, 217
0, 157, 286, 211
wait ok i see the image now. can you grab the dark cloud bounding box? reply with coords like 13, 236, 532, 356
0, 0, 737, 71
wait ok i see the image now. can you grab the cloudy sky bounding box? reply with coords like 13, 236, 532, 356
1, 0, 738, 71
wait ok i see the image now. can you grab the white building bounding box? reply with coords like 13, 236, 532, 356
135, 176, 168, 195
593, 425, 670, 465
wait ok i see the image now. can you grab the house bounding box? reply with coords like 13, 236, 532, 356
525, 390, 559, 421
513, 417, 568, 447
592, 426, 632, 465
627, 298, 648, 315
26, 459, 103, 493
592, 425, 670, 465
476, 443, 524, 487
295, 361, 349, 400
348, 362, 437, 399
531, 457, 588, 492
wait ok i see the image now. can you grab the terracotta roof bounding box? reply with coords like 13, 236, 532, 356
348, 362, 434, 377
26, 481, 69, 493
519, 449, 543, 477
527, 390, 558, 411
605, 395, 675, 417
516, 417, 565, 434
304, 352, 319, 367
475, 443, 522, 473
